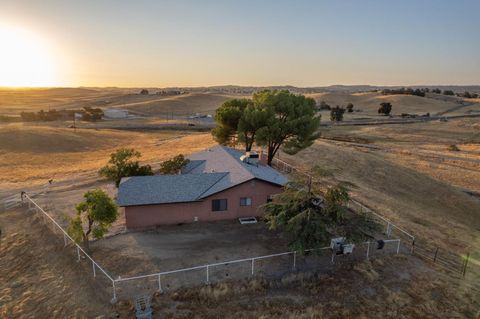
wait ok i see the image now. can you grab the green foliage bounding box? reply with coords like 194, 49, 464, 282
346, 103, 354, 113
378, 102, 392, 115
212, 91, 320, 164
140, 89, 149, 95
159, 154, 190, 174
443, 90, 455, 96
67, 189, 118, 251
99, 148, 153, 187
264, 181, 380, 253
212, 99, 251, 147
432, 88, 442, 94
254, 90, 321, 165
330, 106, 345, 121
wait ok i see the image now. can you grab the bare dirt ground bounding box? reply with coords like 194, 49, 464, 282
2, 207, 478, 318
92, 221, 290, 278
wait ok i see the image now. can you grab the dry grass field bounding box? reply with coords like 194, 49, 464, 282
0, 123, 215, 192
1, 88, 480, 317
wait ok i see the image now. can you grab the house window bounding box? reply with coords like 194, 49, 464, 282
212, 199, 228, 211
267, 195, 274, 203
240, 197, 252, 206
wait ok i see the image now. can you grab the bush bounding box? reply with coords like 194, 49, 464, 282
317, 101, 331, 110
330, 106, 345, 121
346, 103, 354, 113
448, 144, 460, 152
443, 90, 455, 96
378, 102, 392, 116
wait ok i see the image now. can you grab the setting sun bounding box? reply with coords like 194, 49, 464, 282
0, 25, 58, 87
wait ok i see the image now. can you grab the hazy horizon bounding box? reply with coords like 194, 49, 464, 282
1, 0, 479, 87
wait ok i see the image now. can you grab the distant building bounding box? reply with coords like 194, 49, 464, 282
103, 108, 129, 119
117, 145, 287, 228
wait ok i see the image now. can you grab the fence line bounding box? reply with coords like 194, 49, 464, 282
268, 156, 415, 243
21, 191, 402, 302
267, 154, 478, 279
22, 193, 118, 302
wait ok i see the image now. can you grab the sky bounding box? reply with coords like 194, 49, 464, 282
0, 0, 479, 87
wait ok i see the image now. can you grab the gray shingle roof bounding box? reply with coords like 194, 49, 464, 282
117, 145, 287, 206
118, 173, 228, 206
188, 145, 288, 195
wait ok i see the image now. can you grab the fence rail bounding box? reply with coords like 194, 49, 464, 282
20, 191, 403, 302
22, 193, 118, 302
268, 154, 478, 279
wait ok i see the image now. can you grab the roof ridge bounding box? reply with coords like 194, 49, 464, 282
218, 145, 256, 180
196, 172, 230, 199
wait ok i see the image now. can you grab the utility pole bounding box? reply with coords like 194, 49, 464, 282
73, 112, 76, 132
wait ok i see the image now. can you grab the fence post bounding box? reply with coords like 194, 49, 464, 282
158, 275, 163, 292
396, 239, 401, 254
111, 281, 117, 303
411, 240, 415, 254
251, 259, 255, 276
293, 251, 297, 270
366, 241, 370, 260
63, 234, 67, 247
462, 253, 470, 278
331, 251, 335, 264
76, 246, 80, 262
385, 222, 392, 238
433, 247, 439, 262
92, 261, 96, 277
206, 265, 210, 284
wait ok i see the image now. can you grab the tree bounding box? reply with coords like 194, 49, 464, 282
67, 189, 118, 251
159, 154, 190, 174
211, 99, 251, 148
378, 102, 392, 116
346, 103, 354, 113
317, 100, 331, 110
140, 89, 149, 95
330, 106, 345, 121
255, 90, 321, 165
264, 180, 380, 252
99, 148, 153, 187
443, 90, 455, 96
237, 103, 270, 152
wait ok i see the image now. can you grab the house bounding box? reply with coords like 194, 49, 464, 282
117, 145, 287, 228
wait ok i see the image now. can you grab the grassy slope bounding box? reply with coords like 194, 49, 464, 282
282, 140, 480, 251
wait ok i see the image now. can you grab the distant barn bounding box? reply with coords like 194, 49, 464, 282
103, 108, 129, 119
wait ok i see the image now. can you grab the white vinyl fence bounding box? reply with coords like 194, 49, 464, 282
21, 192, 402, 302
22, 193, 118, 302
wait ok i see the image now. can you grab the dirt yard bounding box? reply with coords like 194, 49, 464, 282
2, 206, 478, 318
92, 221, 291, 278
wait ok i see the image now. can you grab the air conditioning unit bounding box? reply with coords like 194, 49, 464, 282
342, 243, 355, 254
330, 237, 355, 255
330, 237, 345, 253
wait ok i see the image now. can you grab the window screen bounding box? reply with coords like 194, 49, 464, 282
240, 197, 252, 206
212, 199, 228, 211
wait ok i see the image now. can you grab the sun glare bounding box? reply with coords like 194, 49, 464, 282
0, 25, 58, 87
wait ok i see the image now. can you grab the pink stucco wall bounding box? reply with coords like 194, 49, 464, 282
125, 179, 282, 228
